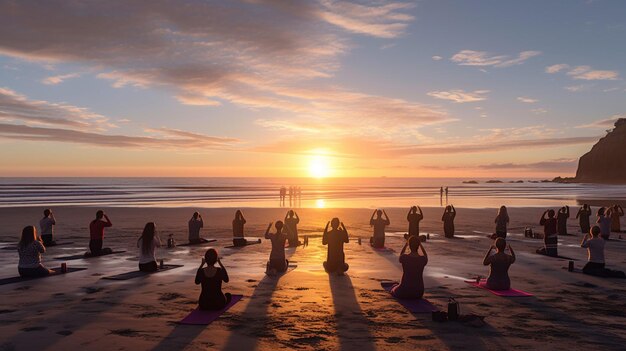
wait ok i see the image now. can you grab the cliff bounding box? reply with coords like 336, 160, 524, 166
575, 118, 626, 184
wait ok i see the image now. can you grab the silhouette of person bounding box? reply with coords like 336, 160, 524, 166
537, 209, 558, 257
439, 187, 444, 205
597, 207, 612, 240
576, 204, 592, 235
322, 218, 349, 275
441, 205, 456, 238
232, 210, 257, 246
445, 187, 449, 203
557, 206, 570, 236
482, 238, 515, 290
390, 236, 428, 299
87, 210, 113, 256
288, 186, 293, 206
195, 248, 232, 310
608, 204, 624, 233
406, 206, 424, 238
279, 186, 286, 206
188, 212, 208, 244
264, 221, 288, 275
17, 226, 52, 277
580, 226, 625, 278
39, 208, 57, 246
494, 206, 509, 239
137, 222, 161, 272
369, 209, 390, 248
284, 210, 301, 247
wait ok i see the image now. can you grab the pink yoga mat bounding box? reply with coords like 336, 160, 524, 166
464, 280, 533, 297
381, 282, 439, 313
178, 295, 243, 325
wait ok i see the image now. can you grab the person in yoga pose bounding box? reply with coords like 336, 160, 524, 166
406, 206, 424, 238
323, 218, 349, 275
442, 205, 456, 238
264, 221, 288, 275
576, 204, 592, 235
39, 209, 57, 246
580, 226, 625, 278
369, 209, 390, 248
494, 206, 509, 239
608, 204, 624, 233
137, 222, 161, 272
557, 205, 570, 236
17, 226, 52, 277
188, 212, 208, 244
482, 238, 516, 290
88, 210, 113, 256
232, 210, 258, 246
537, 209, 558, 256
284, 210, 301, 247
597, 207, 612, 240
195, 248, 232, 310
390, 236, 428, 299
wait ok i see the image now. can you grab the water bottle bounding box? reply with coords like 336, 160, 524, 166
447, 298, 459, 321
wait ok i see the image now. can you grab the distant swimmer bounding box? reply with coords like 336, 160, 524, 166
322, 218, 349, 275
137, 222, 161, 272
390, 236, 428, 299
608, 204, 624, 233
232, 210, 259, 246
482, 238, 515, 290
195, 249, 232, 310
188, 212, 208, 244
537, 209, 558, 257
576, 204, 592, 235
369, 209, 390, 248
494, 206, 509, 239
406, 206, 424, 238
441, 205, 456, 238
39, 208, 57, 246
596, 207, 612, 240
17, 226, 52, 277
284, 210, 301, 247
87, 210, 113, 256
557, 205, 570, 236
264, 221, 288, 275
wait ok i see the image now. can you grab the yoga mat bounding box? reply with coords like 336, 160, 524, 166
1, 241, 75, 251
178, 295, 243, 325
561, 266, 626, 278
371, 245, 394, 252
380, 282, 438, 313
102, 264, 184, 280
224, 240, 262, 249
54, 250, 127, 261
177, 239, 217, 247
0, 267, 86, 286
464, 280, 533, 297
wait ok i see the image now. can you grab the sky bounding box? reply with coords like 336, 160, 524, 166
0, 0, 625, 178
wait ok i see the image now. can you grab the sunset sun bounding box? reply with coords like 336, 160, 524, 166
308, 152, 332, 178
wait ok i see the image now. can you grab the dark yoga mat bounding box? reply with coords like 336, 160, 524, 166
1, 241, 75, 251
54, 250, 127, 261
178, 295, 243, 325
102, 264, 184, 280
224, 240, 262, 249
177, 239, 217, 247
464, 280, 533, 297
0, 267, 87, 286
561, 266, 626, 279
380, 282, 439, 313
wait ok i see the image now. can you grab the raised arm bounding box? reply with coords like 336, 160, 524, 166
539, 211, 547, 225
419, 241, 428, 262
369, 210, 376, 225
322, 221, 330, 245
383, 210, 390, 225
103, 214, 112, 227
580, 232, 590, 248
294, 212, 300, 222
418, 206, 423, 218
341, 222, 349, 243
399, 241, 408, 263
508, 244, 516, 264
50, 213, 56, 225
406, 209, 411, 222
482, 246, 493, 266
218, 258, 229, 283
565, 206, 570, 218
264, 222, 273, 239
619, 205, 624, 216
576, 207, 582, 219
195, 258, 205, 285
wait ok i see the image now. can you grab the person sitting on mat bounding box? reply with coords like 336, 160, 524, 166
232, 210, 258, 247
576, 204, 592, 235
137, 222, 161, 272
482, 238, 515, 290
390, 235, 428, 299
87, 210, 113, 256
406, 206, 424, 239
17, 226, 53, 278
188, 212, 208, 244
537, 209, 558, 257
195, 248, 232, 310
39, 208, 57, 246
284, 210, 301, 247
557, 205, 570, 236
597, 207, 612, 240
609, 204, 624, 233
323, 218, 349, 275
442, 205, 456, 238
264, 221, 288, 275
369, 209, 390, 248
494, 206, 509, 239
580, 226, 626, 278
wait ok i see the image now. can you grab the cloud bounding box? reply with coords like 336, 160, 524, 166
431, 55, 442, 61
41, 73, 80, 85
427, 89, 489, 103
517, 97, 538, 104
565, 84, 586, 92
575, 115, 624, 129
477, 159, 578, 172
450, 50, 541, 67
318, 1, 415, 38
545, 64, 569, 74
531, 108, 548, 114
547, 63, 619, 80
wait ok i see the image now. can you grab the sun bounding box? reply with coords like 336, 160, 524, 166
308, 153, 332, 178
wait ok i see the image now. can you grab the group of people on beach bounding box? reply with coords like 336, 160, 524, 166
279, 186, 301, 207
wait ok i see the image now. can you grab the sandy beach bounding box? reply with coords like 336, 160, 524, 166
1, 206, 625, 351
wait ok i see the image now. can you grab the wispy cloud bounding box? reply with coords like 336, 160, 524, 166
565, 84, 586, 92
427, 89, 489, 103
575, 115, 624, 129
517, 97, 538, 103
546, 63, 619, 80
450, 50, 541, 67
318, 1, 415, 38
531, 108, 548, 114
545, 64, 569, 74
41, 73, 80, 85
431, 55, 443, 61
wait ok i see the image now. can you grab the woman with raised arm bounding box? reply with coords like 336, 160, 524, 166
494, 206, 509, 239
597, 207, 612, 240
390, 236, 428, 299
322, 218, 349, 275
557, 206, 570, 236
232, 210, 251, 247
576, 204, 592, 235
406, 206, 424, 238
17, 226, 52, 277
538, 209, 558, 256
369, 209, 390, 248
137, 222, 161, 272
195, 248, 232, 310
88, 210, 113, 256
580, 226, 625, 278
441, 205, 456, 238
264, 221, 288, 275
284, 210, 301, 247
609, 204, 624, 233
482, 238, 515, 290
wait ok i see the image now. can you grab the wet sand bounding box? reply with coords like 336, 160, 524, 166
1, 206, 625, 350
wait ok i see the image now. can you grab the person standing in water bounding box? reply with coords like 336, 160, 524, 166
445, 187, 449, 203
538, 209, 558, 257
494, 206, 509, 239
482, 238, 515, 290
264, 221, 288, 275
284, 210, 301, 247
608, 204, 624, 233
195, 248, 232, 310
137, 222, 161, 272
369, 209, 390, 248
390, 236, 428, 299
557, 206, 570, 236
279, 186, 286, 206
322, 218, 349, 275
441, 205, 456, 238
597, 207, 612, 240
88, 210, 113, 256
580, 226, 626, 278
39, 209, 57, 246
576, 204, 592, 235
17, 226, 52, 277
188, 212, 207, 244
406, 206, 424, 238
439, 187, 444, 205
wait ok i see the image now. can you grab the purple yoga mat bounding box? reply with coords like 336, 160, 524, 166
381, 282, 439, 313
178, 295, 243, 325
464, 280, 533, 297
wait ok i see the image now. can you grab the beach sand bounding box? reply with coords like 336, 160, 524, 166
1, 206, 625, 350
